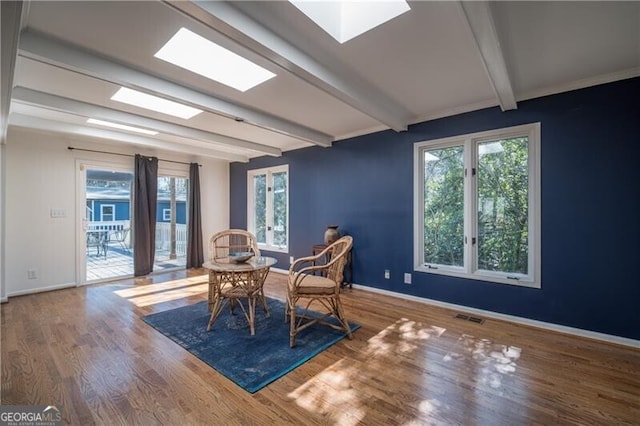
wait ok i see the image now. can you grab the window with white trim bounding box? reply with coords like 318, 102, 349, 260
414, 123, 541, 288
101, 204, 115, 222
163, 208, 171, 221
247, 165, 288, 252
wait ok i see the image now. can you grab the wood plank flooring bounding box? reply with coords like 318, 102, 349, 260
2, 269, 639, 425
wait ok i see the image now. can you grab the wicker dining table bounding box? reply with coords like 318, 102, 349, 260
202, 256, 277, 335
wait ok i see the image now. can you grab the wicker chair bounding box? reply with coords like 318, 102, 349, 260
209, 229, 261, 264
206, 229, 269, 333
286, 235, 353, 347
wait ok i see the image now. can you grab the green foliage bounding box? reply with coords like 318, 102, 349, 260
422, 137, 529, 274
272, 172, 288, 246
253, 171, 288, 247
254, 175, 267, 243
423, 145, 464, 266
477, 138, 529, 274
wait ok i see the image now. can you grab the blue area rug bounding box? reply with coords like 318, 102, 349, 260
142, 298, 360, 393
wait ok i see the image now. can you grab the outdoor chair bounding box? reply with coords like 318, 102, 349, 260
109, 227, 130, 252
286, 235, 353, 347
86, 230, 108, 259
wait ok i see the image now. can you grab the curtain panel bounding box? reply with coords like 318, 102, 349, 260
187, 163, 204, 268
133, 154, 158, 276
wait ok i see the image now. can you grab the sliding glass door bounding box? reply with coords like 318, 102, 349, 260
79, 161, 190, 282
84, 167, 134, 282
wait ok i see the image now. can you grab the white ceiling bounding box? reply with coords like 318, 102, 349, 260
2, 1, 639, 162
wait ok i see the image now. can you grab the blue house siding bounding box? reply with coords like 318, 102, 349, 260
230, 77, 640, 340
89, 200, 186, 224
89, 200, 130, 221
156, 202, 187, 224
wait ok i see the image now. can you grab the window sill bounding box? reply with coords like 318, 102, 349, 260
414, 265, 540, 289
258, 244, 288, 254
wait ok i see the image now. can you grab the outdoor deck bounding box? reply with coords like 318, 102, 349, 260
86, 243, 186, 281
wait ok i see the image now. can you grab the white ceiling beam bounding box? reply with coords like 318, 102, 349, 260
18, 31, 331, 147
458, 1, 517, 111
12, 87, 282, 157
165, 0, 412, 132
1, 1, 27, 142
9, 113, 248, 163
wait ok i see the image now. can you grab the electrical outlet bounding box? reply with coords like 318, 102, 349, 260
27, 269, 37, 280
289, 256, 294, 264
50, 208, 66, 218
404, 273, 412, 284
384, 269, 390, 279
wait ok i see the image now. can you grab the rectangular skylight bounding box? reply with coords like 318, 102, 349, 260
154, 28, 276, 92
87, 118, 159, 135
111, 87, 203, 119
289, 0, 410, 44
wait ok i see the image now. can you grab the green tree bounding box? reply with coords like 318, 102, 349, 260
477, 137, 529, 274
254, 175, 267, 243
423, 145, 464, 266
272, 171, 287, 246
422, 137, 529, 274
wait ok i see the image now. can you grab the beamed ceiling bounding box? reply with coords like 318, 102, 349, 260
1, 1, 639, 162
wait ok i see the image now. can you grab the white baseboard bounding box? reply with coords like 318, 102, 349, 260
351, 283, 640, 349
7, 282, 77, 298
270, 267, 289, 275
0, 296, 7, 303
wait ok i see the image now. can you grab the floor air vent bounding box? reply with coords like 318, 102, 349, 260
455, 313, 485, 324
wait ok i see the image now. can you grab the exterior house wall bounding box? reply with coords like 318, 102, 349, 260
87, 200, 187, 223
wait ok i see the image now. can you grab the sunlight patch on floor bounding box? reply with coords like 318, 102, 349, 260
400, 399, 445, 425
288, 318, 448, 424
288, 359, 365, 426
366, 318, 446, 356
125, 283, 208, 307
114, 275, 208, 298
443, 334, 521, 390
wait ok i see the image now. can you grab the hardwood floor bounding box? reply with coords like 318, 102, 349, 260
2, 269, 638, 425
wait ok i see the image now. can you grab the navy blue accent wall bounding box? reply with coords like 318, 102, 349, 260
230, 78, 640, 340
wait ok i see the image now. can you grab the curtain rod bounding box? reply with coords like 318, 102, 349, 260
67, 146, 201, 166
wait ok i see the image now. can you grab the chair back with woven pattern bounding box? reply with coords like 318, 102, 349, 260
209, 229, 261, 263
325, 236, 353, 286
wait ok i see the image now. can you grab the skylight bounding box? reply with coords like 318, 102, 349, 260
154, 28, 276, 92
111, 87, 203, 119
86, 118, 159, 135
289, 0, 410, 44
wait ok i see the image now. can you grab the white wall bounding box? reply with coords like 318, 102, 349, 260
1, 143, 6, 302
4, 126, 229, 297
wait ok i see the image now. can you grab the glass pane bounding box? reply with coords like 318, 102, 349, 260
272, 171, 287, 247
477, 137, 529, 274
253, 174, 267, 244
85, 168, 133, 281
155, 176, 188, 268
101, 205, 114, 221
423, 145, 464, 266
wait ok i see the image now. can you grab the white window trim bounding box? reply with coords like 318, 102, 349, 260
100, 204, 115, 222
413, 123, 541, 289
247, 165, 289, 253
163, 208, 171, 221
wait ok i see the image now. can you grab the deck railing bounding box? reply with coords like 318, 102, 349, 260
87, 220, 129, 232
156, 223, 187, 255
86, 221, 186, 255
